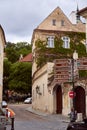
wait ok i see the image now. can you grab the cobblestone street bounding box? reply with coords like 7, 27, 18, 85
6, 104, 69, 130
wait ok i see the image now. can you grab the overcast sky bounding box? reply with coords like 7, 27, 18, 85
0, 0, 87, 43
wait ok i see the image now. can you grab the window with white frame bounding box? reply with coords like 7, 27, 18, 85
62, 36, 70, 48
47, 36, 54, 48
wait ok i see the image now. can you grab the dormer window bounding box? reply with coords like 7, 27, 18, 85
62, 36, 70, 48
47, 36, 54, 48
52, 19, 56, 26
61, 20, 65, 26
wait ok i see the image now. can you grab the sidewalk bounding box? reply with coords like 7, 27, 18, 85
26, 106, 49, 116
26, 106, 70, 123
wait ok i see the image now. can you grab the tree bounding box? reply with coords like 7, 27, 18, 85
4, 42, 18, 63
5, 42, 32, 63
3, 41, 32, 97
8, 62, 32, 94
3, 59, 12, 91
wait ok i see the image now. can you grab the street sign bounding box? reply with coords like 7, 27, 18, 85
54, 57, 87, 85
54, 59, 72, 83
69, 91, 75, 98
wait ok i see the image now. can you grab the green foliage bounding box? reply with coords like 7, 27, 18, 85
4, 59, 12, 77
3, 41, 32, 94
35, 39, 47, 67
76, 42, 86, 57
5, 42, 32, 63
15, 42, 32, 56
3, 59, 12, 90
8, 62, 32, 94
79, 70, 87, 78
35, 32, 87, 68
5, 43, 19, 63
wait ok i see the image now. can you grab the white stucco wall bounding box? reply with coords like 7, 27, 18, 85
32, 73, 48, 111
32, 63, 55, 113
69, 11, 77, 24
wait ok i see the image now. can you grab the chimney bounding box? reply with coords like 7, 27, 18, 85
19, 54, 23, 60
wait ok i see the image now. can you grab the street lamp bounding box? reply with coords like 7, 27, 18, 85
73, 50, 78, 60
72, 50, 78, 115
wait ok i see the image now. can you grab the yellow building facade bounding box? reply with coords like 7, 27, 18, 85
32, 7, 87, 116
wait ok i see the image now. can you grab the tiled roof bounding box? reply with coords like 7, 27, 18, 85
77, 7, 87, 14
19, 53, 32, 62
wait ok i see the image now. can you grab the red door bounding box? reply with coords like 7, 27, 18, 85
56, 85, 62, 114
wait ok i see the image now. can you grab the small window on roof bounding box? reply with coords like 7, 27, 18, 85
52, 19, 56, 26
61, 20, 65, 26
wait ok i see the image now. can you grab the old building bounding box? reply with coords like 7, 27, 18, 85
0, 25, 6, 103
31, 7, 87, 116
77, 7, 87, 52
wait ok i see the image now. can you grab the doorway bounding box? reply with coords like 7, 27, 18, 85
56, 85, 62, 114
75, 86, 86, 116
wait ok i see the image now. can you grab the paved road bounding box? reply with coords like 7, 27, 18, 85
6, 104, 69, 130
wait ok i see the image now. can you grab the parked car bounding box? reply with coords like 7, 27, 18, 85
24, 97, 32, 104
67, 118, 87, 130
1, 101, 7, 108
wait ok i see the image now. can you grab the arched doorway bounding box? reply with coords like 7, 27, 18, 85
75, 86, 86, 116
56, 85, 62, 114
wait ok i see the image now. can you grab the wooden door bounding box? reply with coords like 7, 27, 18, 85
75, 87, 85, 116
56, 85, 62, 114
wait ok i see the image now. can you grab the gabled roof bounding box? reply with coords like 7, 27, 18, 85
77, 7, 87, 18
19, 53, 32, 62
77, 7, 87, 15
31, 7, 86, 43
37, 7, 75, 32
31, 7, 85, 43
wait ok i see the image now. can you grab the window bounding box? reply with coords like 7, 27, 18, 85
47, 36, 54, 48
62, 36, 70, 48
52, 19, 56, 26
61, 20, 64, 26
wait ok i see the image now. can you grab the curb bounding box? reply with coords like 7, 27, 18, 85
26, 107, 70, 123
26, 107, 49, 116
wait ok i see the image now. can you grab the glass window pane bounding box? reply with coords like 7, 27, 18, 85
47, 36, 54, 48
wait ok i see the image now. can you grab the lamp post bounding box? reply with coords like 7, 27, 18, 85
72, 50, 78, 115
